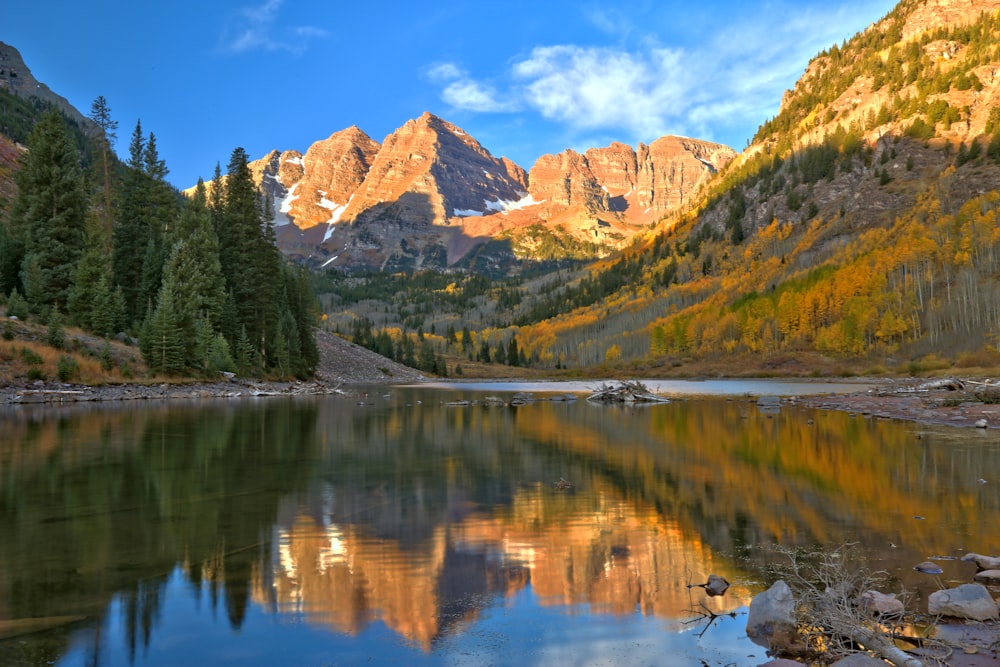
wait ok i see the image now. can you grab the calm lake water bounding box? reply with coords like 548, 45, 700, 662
1, 381, 998, 666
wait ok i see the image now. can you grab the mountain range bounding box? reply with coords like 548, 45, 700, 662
229, 112, 735, 273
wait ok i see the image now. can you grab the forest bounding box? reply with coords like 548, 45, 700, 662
0, 99, 318, 381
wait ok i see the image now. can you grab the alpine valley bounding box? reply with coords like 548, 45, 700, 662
6, 0, 1000, 378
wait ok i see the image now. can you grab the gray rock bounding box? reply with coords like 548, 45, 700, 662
830, 655, 888, 666
973, 569, 1000, 585
927, 583, 999, 621
757, 660, 802, 667
962, 552, 1000, 570
747, 580, 798, 650
858, 590, 904, 615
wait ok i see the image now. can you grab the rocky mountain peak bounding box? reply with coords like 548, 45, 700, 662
338, 112, 528, 230
286, 127, 380, 230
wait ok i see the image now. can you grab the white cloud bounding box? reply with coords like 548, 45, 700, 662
512, 45, 686, 138
221, 0, 327, 55
425, 62, 519, 113
425, 62, 464, 82
428, 1, 891, 149
443, 80, 518, 113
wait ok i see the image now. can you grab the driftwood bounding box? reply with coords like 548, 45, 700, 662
587, 380, 669, 404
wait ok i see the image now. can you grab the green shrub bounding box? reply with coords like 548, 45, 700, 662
20, 347, 43, 365
7, 289, 29, 320
56, 354, 79, 382
100, 342, 114, 371
46, 312, 66, 350
26, 367, 44, 382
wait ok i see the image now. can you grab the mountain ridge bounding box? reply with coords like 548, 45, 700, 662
228, 112, 734, 273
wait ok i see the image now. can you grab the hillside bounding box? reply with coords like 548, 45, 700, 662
495, 0, 1000, 373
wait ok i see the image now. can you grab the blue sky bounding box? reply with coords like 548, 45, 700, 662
5, 0, 896, 188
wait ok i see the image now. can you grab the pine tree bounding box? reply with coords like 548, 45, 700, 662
112, 121, 149, 322
0, 222, 24, 296
8, 109, 88, 313
68, 217, 112, 330
88, 96, 119, 235
112, 123, 178, 324
141, 277, 185, 375
507, 336, 519, 367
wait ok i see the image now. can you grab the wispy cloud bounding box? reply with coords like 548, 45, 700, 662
423, 62, 519, 113
429, 1, 883, 148
220, 0, 327, 55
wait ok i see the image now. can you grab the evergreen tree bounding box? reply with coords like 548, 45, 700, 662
88, 95, 119, 234
507, 336, 519, 367
218, 147, 287, 372
68, 217, 112, 330
112, 123, 178, 324
140, 277, 185, 375
0, 222, 23, 296
8, 109, 88, 313
495, 341, 507, 365
112, 121, 149, 322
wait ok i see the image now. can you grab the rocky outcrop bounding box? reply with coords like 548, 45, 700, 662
637, 136, 736, 212
898, 0, 1000, 41
285, 127, 379, 230
0, 42, 91, 132
339, 112, 527, 230
528, 149, 608, 215
527, 136, 735, 226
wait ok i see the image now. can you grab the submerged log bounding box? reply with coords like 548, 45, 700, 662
587, 380, 669, 404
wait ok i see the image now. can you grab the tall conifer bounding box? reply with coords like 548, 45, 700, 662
9, 109, 87, 312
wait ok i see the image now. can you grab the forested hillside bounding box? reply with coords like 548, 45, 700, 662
0, 100, 318, 382
499, 0, 1000, 373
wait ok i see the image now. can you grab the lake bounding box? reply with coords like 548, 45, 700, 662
1, 381, 998, 666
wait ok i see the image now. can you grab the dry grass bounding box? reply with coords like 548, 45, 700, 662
0, 312, 146, 386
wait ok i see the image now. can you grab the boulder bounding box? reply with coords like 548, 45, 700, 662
973, 569, 1000, 585
962, 553, 1000, 570
747, 580, 799, 650
830, 655, 889, 666
757, 660, 802, 667
927, 583, 999, 621
858, 590, 904, 615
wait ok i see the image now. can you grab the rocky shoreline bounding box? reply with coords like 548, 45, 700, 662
1, 329, 427, 404
793, 376, 1000, 429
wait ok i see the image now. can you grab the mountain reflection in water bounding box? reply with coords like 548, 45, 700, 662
263, 483, 749, 651
0, 386, 997, 666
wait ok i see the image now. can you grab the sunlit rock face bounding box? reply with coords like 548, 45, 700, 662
193, 113, 733, 270
284, 127, 380, 231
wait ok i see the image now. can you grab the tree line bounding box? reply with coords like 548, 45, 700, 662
0, 102, 317, 378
